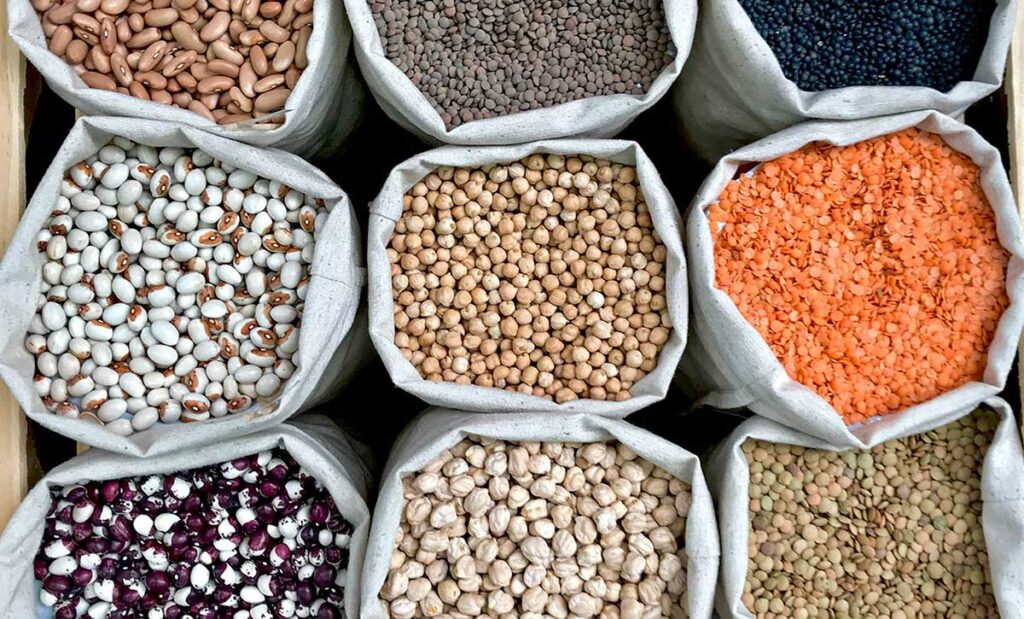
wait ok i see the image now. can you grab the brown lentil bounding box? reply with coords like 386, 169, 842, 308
742, 409, 999, 618
388, 154, 673, 404
381, 436, 693, 618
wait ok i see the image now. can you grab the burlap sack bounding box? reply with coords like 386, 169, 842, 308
367, 139, 688, 416
343, 0, 696, 145
0, 116, 369, 456
682, 110, 1024, 447
360, 408, 721, 619
8, 0, 364, 157
675, 0, 1018, 161
0, 416, 373, 619
706, 397, 1024, 619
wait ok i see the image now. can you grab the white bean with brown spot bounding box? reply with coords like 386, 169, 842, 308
25, 137, 331, 435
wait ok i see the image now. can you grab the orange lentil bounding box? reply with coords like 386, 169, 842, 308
709, 128, 1010, 425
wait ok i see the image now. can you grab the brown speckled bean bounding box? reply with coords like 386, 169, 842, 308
126, 26, 160, 47
199, 10, 229, 40
210, 40, 242, 64
249, 44, 267, 74
188, 98, 216, 120
207, 58, 239, 76
277, 0, 295, 26
90, 45, 111, 72
271, 40, 293, 72
217, 112, 251, 124
135, 70, 167, 88
253, 86, 288, 112
81, 70, 117, 89
128, 80, 150, 98
99, 17, 116, 53
66, 39, 89, 63
48, 25, 73, 55
238, 61, 256, 97
228, 85, 251, 111
238, 28, 263, 46
151, 88, 173, 104
46, 3, 76, 24
252, 73, 282, 93
170, 21, 204, 51
161, 49, 196, 75
197, 74, 232, 93
291, 11, 310, 29
100, 0, 129, 11
144, 7, 178, 26
110, 51, 134, 85
137, 39, 166, 71
258, 20, 288, 43
294, 25, 309, 69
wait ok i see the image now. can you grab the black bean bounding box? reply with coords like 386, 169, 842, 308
739, 0, 996, 92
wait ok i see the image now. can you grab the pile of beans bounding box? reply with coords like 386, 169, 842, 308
35, 448, 352, 618
32, 0, 314, 124
742, 408, 998, 618
388, 154, 672, 403
709, 129, 1009, 425
380, 436, 692, 618
27, 137, 330, 436
369, 0, 675, 130
738, 0, 995, 92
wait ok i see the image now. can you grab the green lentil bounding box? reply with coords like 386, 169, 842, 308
741, 409, 998, 618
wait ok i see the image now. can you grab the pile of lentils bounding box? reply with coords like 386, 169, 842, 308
35, 449, 352, 619
709, 129, 1009, 425
742, 408, 998, 618
27, 137, 330, 436
388, 154, 673, 403
33, 0, 315, 124
370, 0, 676, 130
738, 0, 996, 92
381, 436, 692, 618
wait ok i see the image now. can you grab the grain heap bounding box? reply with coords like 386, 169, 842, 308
369, 0, 675, 129
34, 448, 353, 618
381, 436, 693, 618
32, 0, 315, 124
742, 409, 999, 618
738, 0, 995, 92
709, 128, 1009, 425
26, 137, 329, 435
388, 154, 673, 403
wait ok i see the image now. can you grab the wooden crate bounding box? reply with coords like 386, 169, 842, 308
0, 5, 1022, 533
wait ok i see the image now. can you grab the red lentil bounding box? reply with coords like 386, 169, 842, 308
709, 128, 1010, 425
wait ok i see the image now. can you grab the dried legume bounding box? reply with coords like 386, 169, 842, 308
370, 0, 675, 130
32, 0, 314, 125
739, 0, 995, 92
381, 436, 692, 618
389, 154, 672, 403
35, 448, 352, 619
742, 408, 999, 618
709, 128, 1009, 425
27, 137, 329, 435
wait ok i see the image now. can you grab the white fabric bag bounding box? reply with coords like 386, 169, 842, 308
367, 139, 688, 416
0, 416, 373, 619
360, 408, 721, 619
343, 0, 696, 145
682, 110, 1024, 447
706, 397, 1024, 619
0, 116, 369, 457
8, 0, 364, 157
675, 0, 1018, 161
